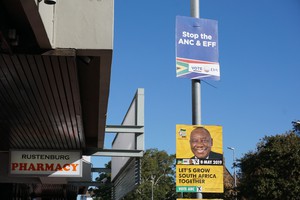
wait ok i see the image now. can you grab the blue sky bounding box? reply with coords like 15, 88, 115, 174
92, 0, 300, 174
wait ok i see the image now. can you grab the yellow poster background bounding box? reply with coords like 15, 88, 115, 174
176, 165, 224, 193
176, 124, 223, 193
176, 125, 222, 158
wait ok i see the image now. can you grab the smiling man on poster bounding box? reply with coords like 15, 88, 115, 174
176, 125, 223, 193
189, 127, 222, 160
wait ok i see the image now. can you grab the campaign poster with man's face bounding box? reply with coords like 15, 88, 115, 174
176, 124, 223, 193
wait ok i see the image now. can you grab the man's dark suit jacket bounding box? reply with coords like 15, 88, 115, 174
192, 151, 223, 160
207, 151, 223, 159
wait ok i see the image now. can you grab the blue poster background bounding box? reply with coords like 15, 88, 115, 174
176, 16, 220, 80
176, 16, 218, 62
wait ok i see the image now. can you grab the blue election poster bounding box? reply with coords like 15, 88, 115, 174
176, 16, 220, 80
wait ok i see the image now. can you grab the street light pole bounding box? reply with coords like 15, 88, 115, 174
151, 175, 154, 200
227, 147, 237, 199
191, 0, 201, 126
190, 1, 202, 199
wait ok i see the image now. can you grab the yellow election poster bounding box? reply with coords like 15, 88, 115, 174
176, 125, 223, 193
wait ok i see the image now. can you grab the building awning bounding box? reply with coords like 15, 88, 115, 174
0, 50, 112, 151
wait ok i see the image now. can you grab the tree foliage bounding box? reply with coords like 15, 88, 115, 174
90, 161, 112, 200
237, 131, 300, 200
123, 148, 176, 200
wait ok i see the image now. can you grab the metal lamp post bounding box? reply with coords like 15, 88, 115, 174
151, 175, 154, 200
190, 0, 202, 199
227, 147, 237, 199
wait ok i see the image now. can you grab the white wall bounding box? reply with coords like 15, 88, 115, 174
38, 0, 114, 49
